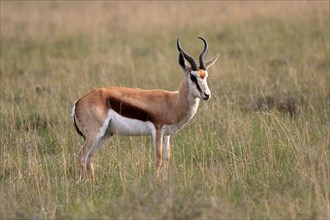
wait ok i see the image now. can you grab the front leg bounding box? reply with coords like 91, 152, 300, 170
163, 135, 171, 180
152, 127, 163, 178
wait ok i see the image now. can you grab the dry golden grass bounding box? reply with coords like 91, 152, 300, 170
1, 1, 329, 219
1, 2, 328, 38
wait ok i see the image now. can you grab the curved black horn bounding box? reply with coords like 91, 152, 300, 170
198, 37, 208, 70
177, 38, 198, 71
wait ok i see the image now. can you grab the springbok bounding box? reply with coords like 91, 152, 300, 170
71, 37, 219, 180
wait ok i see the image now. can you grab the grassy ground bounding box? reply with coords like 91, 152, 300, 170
0, 1, 329, 219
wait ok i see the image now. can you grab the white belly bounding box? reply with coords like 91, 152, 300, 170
107, 110, 154, 136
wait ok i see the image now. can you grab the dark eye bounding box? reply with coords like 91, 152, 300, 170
190, 74, 197, 83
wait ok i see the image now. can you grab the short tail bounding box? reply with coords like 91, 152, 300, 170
73, 116, 86, 140
72, 102, 86, 140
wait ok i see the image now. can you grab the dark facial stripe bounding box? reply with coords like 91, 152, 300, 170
195, 81, 202, 93
190, 74, 202, 93
107, 96, 154, 122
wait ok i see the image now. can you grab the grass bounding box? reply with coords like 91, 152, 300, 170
0, 1, 329, 219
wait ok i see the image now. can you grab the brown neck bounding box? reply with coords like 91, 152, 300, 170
176, 78, 189, 106
171, 77, 199, 121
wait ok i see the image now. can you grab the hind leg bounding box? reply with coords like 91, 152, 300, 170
78, 135, 109, 182
76, 108, 112, 181
78, 138, 95, 181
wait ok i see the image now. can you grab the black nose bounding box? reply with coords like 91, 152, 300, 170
203, 93, 210, 99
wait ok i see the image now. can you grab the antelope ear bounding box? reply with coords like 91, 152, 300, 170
178, 51, 188, 71
205, 54, 220, 70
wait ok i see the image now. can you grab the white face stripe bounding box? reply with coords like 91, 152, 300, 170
199, 76, 211, 96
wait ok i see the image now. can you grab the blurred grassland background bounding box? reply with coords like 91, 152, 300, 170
0, 1, 329, 219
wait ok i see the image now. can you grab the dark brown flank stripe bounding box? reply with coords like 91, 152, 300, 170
107, 96, 154, 123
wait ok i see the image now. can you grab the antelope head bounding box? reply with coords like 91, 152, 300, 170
177, 37, 219, 100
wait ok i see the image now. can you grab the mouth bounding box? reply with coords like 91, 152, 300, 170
201, 93, 211, 100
